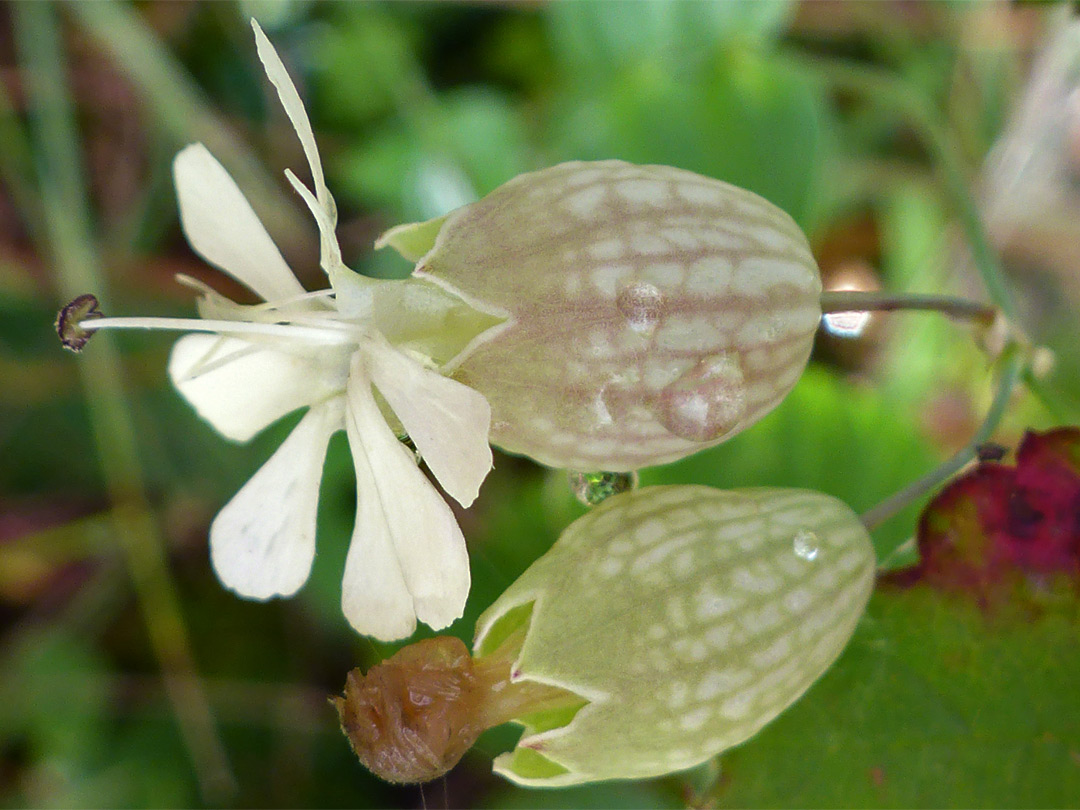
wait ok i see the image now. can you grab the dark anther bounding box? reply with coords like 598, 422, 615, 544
976, 443, 1008, 463
56, 294, 104, 353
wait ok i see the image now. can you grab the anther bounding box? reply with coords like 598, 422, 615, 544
56, 294, 105, 353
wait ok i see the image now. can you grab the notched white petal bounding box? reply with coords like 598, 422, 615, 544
343, 357, 470, 639
169, 333, 347, 442
366, 338, 492, 507
251, 19, 334, 218
173, 143, 305, 303
252, 18, 344, 277
210, 400, 341, 600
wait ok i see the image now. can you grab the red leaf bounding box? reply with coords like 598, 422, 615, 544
904, 428, 1080, 603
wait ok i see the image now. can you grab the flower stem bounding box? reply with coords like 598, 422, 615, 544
15, 4, 233, 801
861, 346, 1025, 531
819, 290, 997, 326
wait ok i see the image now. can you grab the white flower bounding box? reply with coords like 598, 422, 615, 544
73, 21, 498, 641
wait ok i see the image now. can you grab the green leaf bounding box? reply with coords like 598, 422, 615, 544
716, 586, 1080, 807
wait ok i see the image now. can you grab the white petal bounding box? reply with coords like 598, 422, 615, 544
169, 333, 348, 442
173, 143, 306, 302
210, 400, 341, 600
341, 356, 470, 639
339, 476, 416, 641
251, 20, 343, 274
365, 338, 492, 508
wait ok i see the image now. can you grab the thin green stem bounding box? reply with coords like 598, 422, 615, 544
820, 290, 996, 325
15, 4, 234, 801
792, 53, 1018, 322
0, 74, 45, 246
861, 347, 1024, 531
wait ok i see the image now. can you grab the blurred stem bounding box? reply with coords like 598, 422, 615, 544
793, 53, 1018, 323
14, 3, 234, 802
0, 76, 45, 246
820, 290, 996, 325
65, 0, 309, 251
861, 346, 1024, 532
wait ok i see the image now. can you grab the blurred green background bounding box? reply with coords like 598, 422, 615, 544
2, 1, 1079, 807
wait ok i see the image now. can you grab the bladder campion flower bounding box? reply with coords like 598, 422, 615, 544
379, 162, 822, 472
335, 485, 875, 785
56, 21, 503, 641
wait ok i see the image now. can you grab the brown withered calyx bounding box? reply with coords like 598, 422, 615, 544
333, 637, 485, 784
333, 630, 581, 784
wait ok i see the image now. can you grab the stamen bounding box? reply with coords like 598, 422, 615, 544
175, 273, 336, 314
81, 315, 356, 345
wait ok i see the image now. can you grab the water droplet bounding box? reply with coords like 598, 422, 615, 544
656, 353, 746, 442
616, 281, 664, 334
569, 470, 639, 506
822, 310, 870, 338
793, 529, 820, 561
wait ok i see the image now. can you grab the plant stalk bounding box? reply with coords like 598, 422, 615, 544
15, 3, 234, 801
793, 53, 1018, 323
861, 346, 1024, 531
819, 290, 996, 325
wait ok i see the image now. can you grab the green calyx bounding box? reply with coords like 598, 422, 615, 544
328, 265, 505, 371
376, 160, 822, 473
473, 485, 875, 787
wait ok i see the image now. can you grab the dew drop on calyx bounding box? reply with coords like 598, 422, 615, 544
793, 529, 820, 561
656, 353, 746, 442
569, 470, 639, 506
616, 281, 664, 334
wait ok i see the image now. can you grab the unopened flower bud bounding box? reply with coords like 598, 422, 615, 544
380, 162, 822, 471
